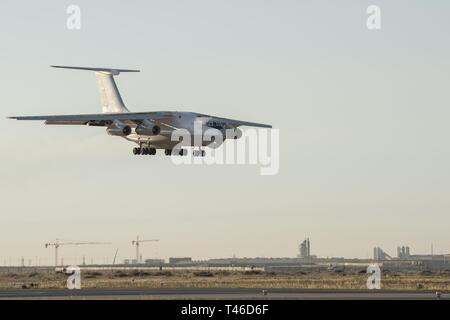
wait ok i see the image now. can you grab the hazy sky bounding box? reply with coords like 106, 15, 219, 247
0, 1, 449, 265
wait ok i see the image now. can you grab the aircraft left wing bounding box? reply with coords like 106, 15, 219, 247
208, 115, 272, 128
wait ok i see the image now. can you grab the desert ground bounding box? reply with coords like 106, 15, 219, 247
0, 269, 449, 291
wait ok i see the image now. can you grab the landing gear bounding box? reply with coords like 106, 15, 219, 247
165, 149, 187, 156
133, 147, 156, 155
193, 150, 206, 157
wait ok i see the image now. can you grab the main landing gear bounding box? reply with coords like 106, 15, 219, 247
163, 149, 205, 157
133, 147, 156, 155
135, 148, 205, 157
164, 149, 187, 156
193, 149, 206, 157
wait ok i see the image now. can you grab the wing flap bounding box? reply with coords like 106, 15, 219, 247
45, 120, 89, 125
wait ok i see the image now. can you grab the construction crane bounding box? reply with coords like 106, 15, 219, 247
112, 248, 119, 265
131, 236, 159, 264
45, 239, 111, 267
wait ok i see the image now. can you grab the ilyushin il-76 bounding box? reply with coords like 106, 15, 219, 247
8, 66, 271, 157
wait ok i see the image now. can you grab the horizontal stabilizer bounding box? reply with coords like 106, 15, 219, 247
50, 65, 140, 75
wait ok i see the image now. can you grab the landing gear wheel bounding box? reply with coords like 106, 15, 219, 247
193, 150, 206, 157
165, 149, 172, 156
149, 148, 156, 155
178, 149, 187, 156
133, 147, 140, 155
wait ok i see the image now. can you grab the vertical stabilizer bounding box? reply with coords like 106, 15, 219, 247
50, 65, 140, 113
95, 71, 128, 113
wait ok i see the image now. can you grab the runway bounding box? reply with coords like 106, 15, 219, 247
0, 288, 447, 300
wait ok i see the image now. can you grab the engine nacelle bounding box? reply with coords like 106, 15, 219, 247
135, 120, 161, 136
203, 128, 243, 149
226, 128, 243, 140
106, 121, 132, 136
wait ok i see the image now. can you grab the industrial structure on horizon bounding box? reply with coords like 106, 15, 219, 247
2, 238, 449, 272
397, 246, 411, 259
298, 238, 311, 259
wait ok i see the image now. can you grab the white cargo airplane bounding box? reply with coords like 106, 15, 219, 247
8, 66, 271, 156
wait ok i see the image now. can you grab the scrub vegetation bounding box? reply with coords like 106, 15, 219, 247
0, 269, 449, 291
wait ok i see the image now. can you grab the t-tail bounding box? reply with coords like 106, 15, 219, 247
50, 65, 140, 113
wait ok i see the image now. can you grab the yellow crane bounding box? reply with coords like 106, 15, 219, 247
45, 239, 111, 266
131, 236, 159, 264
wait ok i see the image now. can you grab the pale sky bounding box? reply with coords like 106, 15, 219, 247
0, 1, 449, 266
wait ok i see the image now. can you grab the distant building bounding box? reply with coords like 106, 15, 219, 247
298, 238, 311, 259
123, 259, 138, 265
373, 247, 392, 261
397, 246, 411, 259
169, 257, 192, 264
144, 259, 165, 265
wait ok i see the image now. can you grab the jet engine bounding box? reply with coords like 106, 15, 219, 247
226, 128, 243, 140
106, 121, 132, 136
135, 120, 161, 136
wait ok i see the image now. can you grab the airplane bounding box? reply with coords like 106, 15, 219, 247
8, 66, 271, 157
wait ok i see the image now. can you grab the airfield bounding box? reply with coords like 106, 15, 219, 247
0, 287, 448, 300
0, 267, 448, 300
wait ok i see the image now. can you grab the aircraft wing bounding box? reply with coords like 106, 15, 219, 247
209, 115, 272, 128
9, 112, 272, 128
7, 112, 174, 126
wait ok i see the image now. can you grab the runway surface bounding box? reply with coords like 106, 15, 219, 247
0, 288, 448, 300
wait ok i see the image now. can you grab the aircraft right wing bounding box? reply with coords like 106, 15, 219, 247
8, 112, 174, 126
